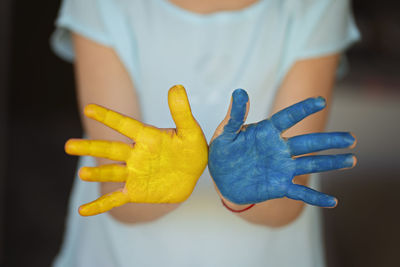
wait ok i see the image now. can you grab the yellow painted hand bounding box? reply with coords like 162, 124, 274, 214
65, 85, 208, 216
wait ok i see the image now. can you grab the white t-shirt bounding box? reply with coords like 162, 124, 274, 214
51, 0, 360, 266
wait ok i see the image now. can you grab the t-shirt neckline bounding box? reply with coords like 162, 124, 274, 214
159, 0, 267, 23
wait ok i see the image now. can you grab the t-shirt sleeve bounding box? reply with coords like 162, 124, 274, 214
50, 0, 111, 62
292, 0, 360, 60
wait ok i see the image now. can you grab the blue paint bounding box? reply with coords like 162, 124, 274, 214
286, 184, 337, 207
287, 132, 355, 156
294, 154, 354, 176
223, 89, 248, 139
208, 89, 356, 208
270, 97, 326, 132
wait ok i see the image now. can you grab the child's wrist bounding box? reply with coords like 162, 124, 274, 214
213, 182, 255, 212
220, 196, 255, 213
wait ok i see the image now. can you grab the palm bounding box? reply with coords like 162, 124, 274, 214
123, 127, 207, 203
65, 85, 208, 216
209, 89, 356, 207
211, 121, 295, 203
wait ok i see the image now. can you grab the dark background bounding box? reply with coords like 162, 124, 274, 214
1, 0, 399, 266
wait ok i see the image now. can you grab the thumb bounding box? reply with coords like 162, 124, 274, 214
211, 89, 249, 142
168, 85, 199, 134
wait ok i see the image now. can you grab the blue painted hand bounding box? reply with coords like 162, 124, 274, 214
208, 89, 357, 208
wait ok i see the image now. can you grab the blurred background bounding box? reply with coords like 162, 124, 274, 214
0, 0, 399, 266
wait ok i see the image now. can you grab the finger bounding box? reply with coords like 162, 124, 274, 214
220, 89, 249, 140
294, 153, 356, 176
84, 104, 145, 141
79, 189, 130, 216
210, 89, 249, 142
168, 85, 199, 135
288, 132, 357, 156
79, 164, 128, 182
223, 89, 249, 135
65, 139, 132, 162
286, 184, 337, 207
270, 97, 326, 132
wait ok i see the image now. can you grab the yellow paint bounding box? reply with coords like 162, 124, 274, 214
65, 85, 208, 216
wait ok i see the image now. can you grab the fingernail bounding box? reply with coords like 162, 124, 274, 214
347, 133, 357, 148
232, 89, 249, 103
325, 197, 338, 208
65, 140, 77, 153
344, 154, 356, 168
78, 206, 87, 216
174, 84, 185, 90
314, 96, 326, 108
343, 133, 354, 144
331, 198, 338, 208
84, 104, 96, 117
351, 155, 358, 168
79, 167, 91, 179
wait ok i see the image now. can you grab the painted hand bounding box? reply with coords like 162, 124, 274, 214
65, 85, 208, 216
208, 89, 357, 208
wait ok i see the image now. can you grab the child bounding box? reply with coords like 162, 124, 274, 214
51, 0, 360, 266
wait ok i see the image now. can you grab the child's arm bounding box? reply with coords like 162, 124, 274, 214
214, 54, 345, 227
72, 34, 183, 223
